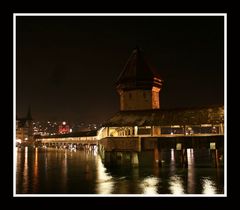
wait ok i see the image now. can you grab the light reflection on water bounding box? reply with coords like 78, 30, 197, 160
22, 146, 28, 193
61, 150, 68, 191
169, 175, 184, 194
32, 147, 39, 192
187, 148, 195, 194
141, 176, 159, 194
15, 147, 223, 195
202, 177, 216, 194
95, 156, 114, 194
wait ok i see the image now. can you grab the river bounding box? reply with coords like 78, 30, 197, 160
15, 146, 224, 195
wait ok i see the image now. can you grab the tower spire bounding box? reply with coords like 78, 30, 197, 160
26, 105, 33, 120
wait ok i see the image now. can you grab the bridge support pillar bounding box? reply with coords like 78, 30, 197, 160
211, 149, 220, 168
131, 152, 139, 167
104, 151, 111, 165
182, 149, 188, 168
176, 143, 188, 168
210, 142, 220, 168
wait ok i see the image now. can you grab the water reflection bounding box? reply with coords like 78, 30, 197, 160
141, 176, 159, 194
168, 148, 185, 194
202, 177, 216, 194
171, 148, 175, 162
187, 148, 195, 193
61, 150, 68, 191
95, 156, 114, 194
92, 146, 98, 157
169, 175, 184, 194
32, 147, 39, 192
169, 149, 176, 176
22, 146, 28, 193
15, 148, 224, 195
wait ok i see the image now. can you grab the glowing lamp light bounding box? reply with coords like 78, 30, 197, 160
62, 121, 66, 125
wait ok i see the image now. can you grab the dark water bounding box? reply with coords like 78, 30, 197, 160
15, 147, 224, 195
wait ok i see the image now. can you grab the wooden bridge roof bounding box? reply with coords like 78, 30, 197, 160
102, 105, 224, 127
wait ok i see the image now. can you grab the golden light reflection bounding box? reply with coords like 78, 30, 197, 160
202, 178, 216, 194
95, 156, 114, 194
85, 164, 91, 180
93, 146, 98, 156
169, 175, 184, 194
61, 150, 68, 190
16, 147, 21, 168
187, 149, 194, 166
15, 147, 22, 194
44, 149, 48, 181
33, 147, 39, 192
141, 176, 159, 194
171, 148, 175, 162
187, 148, 195, 193
169, 149, 176, 176
34, 147, 38, 176
23, 146, 28, 193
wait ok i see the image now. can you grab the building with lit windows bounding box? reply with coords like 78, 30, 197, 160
98, 47, 224, 139
38, 48, 224, 148
16, 107, 33, 145
58, 121, 70, 134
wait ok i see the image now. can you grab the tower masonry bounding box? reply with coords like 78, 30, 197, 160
116, 47, 163, 111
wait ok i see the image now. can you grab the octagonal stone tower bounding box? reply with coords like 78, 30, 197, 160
116, 47, 163, 111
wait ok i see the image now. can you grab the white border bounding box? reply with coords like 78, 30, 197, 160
224, 13, 227, 197
13, 13, 227, 197
13, 13, 226, 16
13, 14, 17, 197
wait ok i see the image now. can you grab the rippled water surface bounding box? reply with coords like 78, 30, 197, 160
15, 147, 224, 195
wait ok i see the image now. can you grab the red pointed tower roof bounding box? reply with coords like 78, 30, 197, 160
116, 47, 163, 92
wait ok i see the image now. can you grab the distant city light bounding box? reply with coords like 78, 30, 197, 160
59, 121, 70, 134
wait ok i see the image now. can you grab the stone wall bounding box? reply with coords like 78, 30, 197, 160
120, 89, 160, 111
100, 137, 141, 152
141, 137, 158, 150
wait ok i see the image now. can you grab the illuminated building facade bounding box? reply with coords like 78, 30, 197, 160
36, 47, 224, 170
16, 107, 33, 144
98, 48, 224, 138
58, 121, 70, 134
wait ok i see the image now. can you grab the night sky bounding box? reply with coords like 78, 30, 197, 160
16, 15, 224, 124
